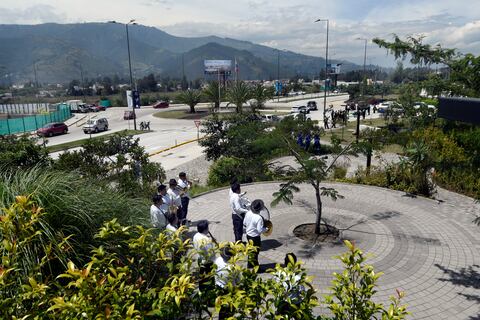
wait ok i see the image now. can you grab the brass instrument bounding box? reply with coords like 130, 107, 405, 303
259, 207, 273, 237
208, 231, 219, 246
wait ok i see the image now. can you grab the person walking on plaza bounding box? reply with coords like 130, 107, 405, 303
177, 172, 192, 224
243, 199, 268, 268
150, 194, 168, 230
214, 246, 239, 319
165, 213, 178, 233
296, 132, 304, 148
229, 182, 249, 242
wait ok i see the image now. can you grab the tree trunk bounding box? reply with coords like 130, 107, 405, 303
315, 187, 322, 235
189, 105, 196, 113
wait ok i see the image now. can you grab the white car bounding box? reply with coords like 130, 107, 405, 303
376, 102, 392, 113
413, 102, 436, 110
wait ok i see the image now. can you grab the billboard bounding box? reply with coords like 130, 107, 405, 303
327, 63, 342, 75
204, 60, 232, 75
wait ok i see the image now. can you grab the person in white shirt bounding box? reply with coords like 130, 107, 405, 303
229, 182, 249, 242
165, 213, 178, 233
243, 199, 268, 268
177, 172, 191, 224
150, 194, 168, 230
214, 246, 239, 319
157, 184, 171, 213
167, 179, 183, 224
193, 220, 215, 292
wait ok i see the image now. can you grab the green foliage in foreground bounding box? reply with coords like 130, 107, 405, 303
1, 196, 409, 319
0, 168, 148, 270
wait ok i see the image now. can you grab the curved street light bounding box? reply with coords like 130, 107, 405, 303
109, 19, 138, 130
315, 18, 329, 123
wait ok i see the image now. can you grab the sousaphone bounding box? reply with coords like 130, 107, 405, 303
259, 206, 273, 236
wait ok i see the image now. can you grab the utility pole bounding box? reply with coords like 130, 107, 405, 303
315, 19, 329, 124
277, 49, 280, 102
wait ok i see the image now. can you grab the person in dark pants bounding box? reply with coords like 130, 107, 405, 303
177, 172, 191, 225
313, 134, 321, 154
229, 182, 248, 243
243, 199, 268, 268
304, 133, 311, 151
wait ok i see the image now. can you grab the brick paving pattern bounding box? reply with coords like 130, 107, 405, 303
188, 182, 480, 319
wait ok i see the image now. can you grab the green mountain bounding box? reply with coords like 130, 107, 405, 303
0, 23, 361, 83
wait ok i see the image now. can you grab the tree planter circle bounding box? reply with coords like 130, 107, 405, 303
293, 223, 340, 244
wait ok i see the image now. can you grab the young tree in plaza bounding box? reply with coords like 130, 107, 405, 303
271, 133, 353, 235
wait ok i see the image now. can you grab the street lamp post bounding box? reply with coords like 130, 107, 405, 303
315, 19, 329, 124
355, 38, 367, 142
110, 19, 137, 130
277, 49, 280, 102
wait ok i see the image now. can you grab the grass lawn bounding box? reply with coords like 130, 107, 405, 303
46, 129, 149, 153
153, 109, 213, 120
322, 117, 404, 154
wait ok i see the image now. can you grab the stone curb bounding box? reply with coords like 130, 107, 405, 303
148, 137, 203, 157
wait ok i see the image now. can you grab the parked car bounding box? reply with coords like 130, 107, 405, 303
307, 101, 318, 111
153, 101, 169, 109
261, 114, 280, 122
37, 122, 68, 137
413, 102, 436, 110
77, 103, 90, 113
123, 111, 136, 120
291, 106, 309, 114
376, 102, 392, 113
88, 104, 106, 112
83, 118, 108, 134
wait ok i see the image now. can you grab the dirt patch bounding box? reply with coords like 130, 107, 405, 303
293, 223, 340, 244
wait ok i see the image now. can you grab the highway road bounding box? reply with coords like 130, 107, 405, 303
45, 93, 358, 169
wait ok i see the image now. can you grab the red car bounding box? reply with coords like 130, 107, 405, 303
88, 104, 106, 112
152, 101, 169, 109
37, 122, 68, 137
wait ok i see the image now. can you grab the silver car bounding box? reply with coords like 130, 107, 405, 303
83, 118, 109, 134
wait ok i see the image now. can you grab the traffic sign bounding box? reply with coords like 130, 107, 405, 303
194, 120, 201, 128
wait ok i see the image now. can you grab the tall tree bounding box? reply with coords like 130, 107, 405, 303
177, 89, 202, 113
250, 83, 274, 112
226, 81, 251, 113
202, 81, 223, 110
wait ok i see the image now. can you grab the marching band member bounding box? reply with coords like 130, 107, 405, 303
177, 172, 191, 224
150, 194, 168, 230
243, 199, 268, 268
229, 182, 249, 242
167, 179, 183, 224
193, 220, 215, 292
157, 184, 171, 212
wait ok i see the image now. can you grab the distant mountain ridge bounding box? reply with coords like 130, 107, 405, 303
0, 23, 362, 83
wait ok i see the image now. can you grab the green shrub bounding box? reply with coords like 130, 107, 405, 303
332, 166, 348, 180
325, 240, 409, 320
0, 167, 149, 265
0, 197, 409, 319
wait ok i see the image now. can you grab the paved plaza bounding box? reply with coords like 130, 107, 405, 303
188, 182, 480, 319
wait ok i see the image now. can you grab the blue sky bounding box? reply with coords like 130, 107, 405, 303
1, 0, 479, 66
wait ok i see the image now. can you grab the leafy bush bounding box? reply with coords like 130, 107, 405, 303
325, 240, 409, 319
54, 132, 165, 197
332, 166, 348, 180
0, 167, 148, 266
207, 156, 272, 186
0, 196, 409, 319
0, 134, 50, 170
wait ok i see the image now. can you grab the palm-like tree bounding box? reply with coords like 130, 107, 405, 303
226, 81, 251, 113
250, 83, 274, 112
177, 89, 202, 113
202, 81, 223, 111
